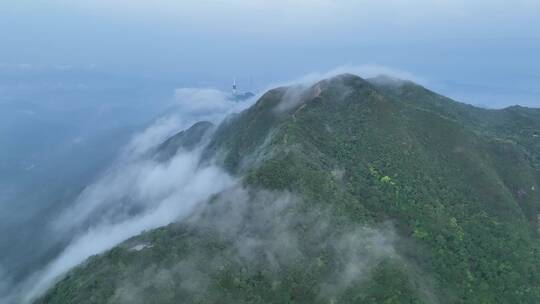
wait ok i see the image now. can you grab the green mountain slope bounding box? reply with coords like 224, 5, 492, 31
37, 74, 540, 304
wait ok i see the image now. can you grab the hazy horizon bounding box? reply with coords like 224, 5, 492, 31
1, 0, 540, 108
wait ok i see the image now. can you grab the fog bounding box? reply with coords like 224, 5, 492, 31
0, 71, 256, 302
110, 188, 412, 303
0, 67, 174, 303
25, 142, 236, 302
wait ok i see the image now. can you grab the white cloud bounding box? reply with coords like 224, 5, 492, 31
288, 64, 426, 86
24, 136, 236, 302
174, 88, 229, 114
18, 87, 253, 303
173, 87, 258, 124
108, 188, 407, 303
123, 117, 181, 159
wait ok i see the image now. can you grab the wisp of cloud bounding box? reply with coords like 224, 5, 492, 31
16, 86, 258, 303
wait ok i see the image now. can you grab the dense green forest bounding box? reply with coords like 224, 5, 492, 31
38, 74, 540, 303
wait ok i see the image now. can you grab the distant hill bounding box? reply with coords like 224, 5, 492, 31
37, 74, 540, 303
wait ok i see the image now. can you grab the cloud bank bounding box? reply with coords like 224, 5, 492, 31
269, 64, 426, 90
173, 88, 255, 123
13, 86, 258, 303
23, 130, 235, 302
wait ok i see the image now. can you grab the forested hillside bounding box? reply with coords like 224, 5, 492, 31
38, 74, 540, 304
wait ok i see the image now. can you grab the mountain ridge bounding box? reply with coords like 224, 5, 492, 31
36, 73, 540, 304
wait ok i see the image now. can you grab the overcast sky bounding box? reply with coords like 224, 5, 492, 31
1, 0, 540, 107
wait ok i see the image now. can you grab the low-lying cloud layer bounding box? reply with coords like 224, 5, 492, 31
23, 131, 234, 302
173, 88, 255, 123
110, 188, 404, 303
9, 87, 260, 303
